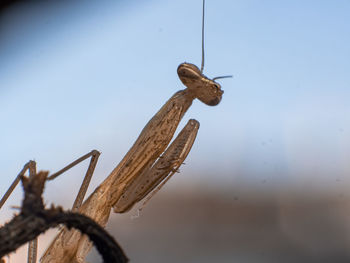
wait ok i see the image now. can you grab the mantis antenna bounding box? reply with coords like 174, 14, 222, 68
200, 0, 205, 73
213, 75, 233, 80
200, 0, 232, 80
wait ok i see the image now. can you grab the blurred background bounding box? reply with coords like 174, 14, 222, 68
0, 0, 349, 262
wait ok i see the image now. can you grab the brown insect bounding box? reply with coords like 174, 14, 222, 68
0, 1, 231, 262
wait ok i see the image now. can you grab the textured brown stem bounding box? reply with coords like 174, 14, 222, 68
0, 171, 128, 263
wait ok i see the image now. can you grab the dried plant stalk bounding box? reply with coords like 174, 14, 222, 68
0, 171, 128, 263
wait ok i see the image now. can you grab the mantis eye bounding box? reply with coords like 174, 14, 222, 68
177, 63, 201, 83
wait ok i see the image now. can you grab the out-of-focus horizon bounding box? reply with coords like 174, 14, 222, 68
0, 0, 349, 262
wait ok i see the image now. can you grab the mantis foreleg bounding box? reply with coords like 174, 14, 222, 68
114, 119, 199, 213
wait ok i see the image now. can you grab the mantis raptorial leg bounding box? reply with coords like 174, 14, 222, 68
1, 0, 231, 262
114, 119, 200, 213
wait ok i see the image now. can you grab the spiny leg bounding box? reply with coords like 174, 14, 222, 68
137, 119, 200, 210
136, 119, 200, 214
113, 119, 200, 213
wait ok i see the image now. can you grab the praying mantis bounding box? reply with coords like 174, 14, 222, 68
0, 0, 231, 262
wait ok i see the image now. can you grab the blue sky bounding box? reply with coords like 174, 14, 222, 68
1, 0, 350, 217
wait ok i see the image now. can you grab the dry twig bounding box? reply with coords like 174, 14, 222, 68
0, 171, 128, 263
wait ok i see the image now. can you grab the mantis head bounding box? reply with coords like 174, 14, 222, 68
177, 62, 226, 106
